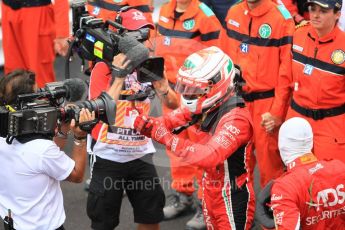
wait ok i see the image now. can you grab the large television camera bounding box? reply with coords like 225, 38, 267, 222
67, 0, 164, 83
0, 79, 116, 143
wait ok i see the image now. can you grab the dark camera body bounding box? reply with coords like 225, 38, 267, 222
70, 0, 164, 83
0, 103, 58, 138
0, 91, 116, 141
137, 57, 164, 83
71, 1, 149, 64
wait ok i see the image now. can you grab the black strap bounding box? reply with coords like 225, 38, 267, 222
3, 219, 63, 230
291, 99, 345, 120
88, 1, 151, 12
201, 96, 245, 133
3, 0, 51, 10
242, 89, 275, 102
56, 225, 65, 230
118, 89, 154, 101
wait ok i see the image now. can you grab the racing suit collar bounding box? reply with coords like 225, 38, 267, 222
308, 25, 341, 43
286, 153, 318, 171
165, 0, 199, 21
244, 0, 274, 17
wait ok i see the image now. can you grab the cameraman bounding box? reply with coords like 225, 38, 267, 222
86, 38, 177, 229
0, 70, 95, 230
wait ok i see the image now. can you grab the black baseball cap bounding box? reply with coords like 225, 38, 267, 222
305, 0, 342, 10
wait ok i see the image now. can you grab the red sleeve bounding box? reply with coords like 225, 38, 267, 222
170, 109, 253, 168
271, 179, 301, 230
160, 107, 193, 130
89, 62, 112, 100
270, 18, 294, 119
53, 0, 70, 38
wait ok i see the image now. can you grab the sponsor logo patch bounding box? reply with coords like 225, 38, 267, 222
271, 194, 283, 201
215, 135, 231, 148
309, 163, 324, 175
224, 124, 240, 135
292, 44, 303, 52
183, 19, 195, 30
159, 16, 169, 23
258, 24, 272, 39
229, 19, 240, 28
154, 126, 168, 140
131, 11, 146, 21
183, 59, 196, 69
274, 211, 284, 225
331, 49, 345, 65
171, 136, 179, 152
317, 184, 345, 208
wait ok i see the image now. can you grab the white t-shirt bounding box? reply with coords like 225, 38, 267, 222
89, 67, 156, 163
0, 138, 75, 230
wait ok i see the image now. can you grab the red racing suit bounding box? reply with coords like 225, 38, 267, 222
155, 0, 222, 197
271, 155, 345, 229
1, 0, 70, 88
141, 100, 256, 229
286, 25, 345, 163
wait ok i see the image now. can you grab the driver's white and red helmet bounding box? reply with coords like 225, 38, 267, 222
175, 46, 235, 114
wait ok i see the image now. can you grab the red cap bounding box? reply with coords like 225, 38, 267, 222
121, 9, 154, 31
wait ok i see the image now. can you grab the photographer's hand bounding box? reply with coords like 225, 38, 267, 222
70, 108, 95, 138
66, 108, 95, 183
111, 53, 131, 79
108, 54, 130, 101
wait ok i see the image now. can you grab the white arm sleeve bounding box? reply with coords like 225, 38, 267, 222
40, 143, 75, 181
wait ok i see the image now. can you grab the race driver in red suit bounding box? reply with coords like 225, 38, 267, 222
134, 46, 255, 230
267, 117, 345, 229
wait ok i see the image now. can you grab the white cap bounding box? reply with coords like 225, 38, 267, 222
278, 117, 313, 165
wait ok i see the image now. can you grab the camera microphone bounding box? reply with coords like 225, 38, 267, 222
39, 78, 88, 102
61, 78, 88, 102
116, 35, 149, 75
19, 78, 88, 103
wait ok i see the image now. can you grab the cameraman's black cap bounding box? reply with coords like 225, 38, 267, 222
305, 0, 342, 10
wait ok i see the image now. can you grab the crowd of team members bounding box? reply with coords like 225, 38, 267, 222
0, 0, 345, 229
